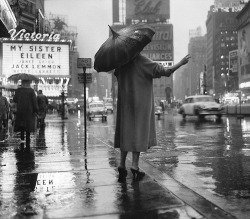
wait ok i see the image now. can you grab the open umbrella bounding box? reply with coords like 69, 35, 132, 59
8, 73, 39, 82
94, 23, 155, 72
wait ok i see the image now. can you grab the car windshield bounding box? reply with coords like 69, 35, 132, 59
89, 104, 103, 108
194, 97, 215, 102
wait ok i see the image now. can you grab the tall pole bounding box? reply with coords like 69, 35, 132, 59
83, 67, 87, 147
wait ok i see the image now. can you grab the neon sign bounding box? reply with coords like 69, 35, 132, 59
8, 29, 61, 41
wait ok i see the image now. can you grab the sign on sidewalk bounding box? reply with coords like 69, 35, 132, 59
77, 58, 92, 68
78, 73, 92, 83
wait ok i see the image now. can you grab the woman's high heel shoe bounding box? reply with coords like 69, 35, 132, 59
130, 168, 145, 179
118, 167, 127, 181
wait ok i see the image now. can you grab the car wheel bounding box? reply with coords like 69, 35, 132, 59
198, 114, 205, 120
181, 110, 186, 119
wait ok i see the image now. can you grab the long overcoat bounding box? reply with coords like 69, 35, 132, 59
114, 54, 173, 152
37, 93, 48, 119
13, 87, 38, 132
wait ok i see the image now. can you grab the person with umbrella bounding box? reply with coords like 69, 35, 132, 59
13, 79, 38, 147
94, 23, 191, 181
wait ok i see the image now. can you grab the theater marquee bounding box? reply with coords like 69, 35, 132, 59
1, 41, 70, 78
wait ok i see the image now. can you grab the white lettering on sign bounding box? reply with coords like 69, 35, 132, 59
155, 61, 173, 67
77, 58, 92, 68
2, 42, 69, 77
144, 43, 172, 51
9, 29, 61, 41
212, 6, 244, 12
141, 52, 173, 60
153, 31, 172, 40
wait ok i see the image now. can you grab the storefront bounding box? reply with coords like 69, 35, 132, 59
0, 30, 71, 97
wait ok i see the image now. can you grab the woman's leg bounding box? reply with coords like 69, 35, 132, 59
21, 130, 25, 140
131, 152, 140, 169
26, 131, 31, 147
119, 150, 128, 169
131, 152, 145, 179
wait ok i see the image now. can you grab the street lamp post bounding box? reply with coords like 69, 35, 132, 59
61, 85, 65, 119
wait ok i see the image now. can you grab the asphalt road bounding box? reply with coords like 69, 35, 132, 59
91, 111, 250, 219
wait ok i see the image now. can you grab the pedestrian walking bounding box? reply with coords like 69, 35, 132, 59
114, 54, 191, 181
13, 80, 38, 147
37, 90, 48, 129
0, 90, 9, 129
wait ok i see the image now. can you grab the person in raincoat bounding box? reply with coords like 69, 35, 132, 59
115, 53, 191, 181
37, 90, 48, 129
0, 90, 9, 129
13, 80, 38, 147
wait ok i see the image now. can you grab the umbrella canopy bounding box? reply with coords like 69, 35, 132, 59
94, 23, 155, 72
8, 73, 39, 82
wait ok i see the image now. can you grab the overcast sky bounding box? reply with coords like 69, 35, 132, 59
45, 0, 214, 63
170, 0, 214, 61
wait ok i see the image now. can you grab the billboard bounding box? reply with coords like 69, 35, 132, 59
238, 28, 250, 82
1, 41, 70, 78
141, 24, 173, 61
229, 50, 238, 73
126, 0, 170, 23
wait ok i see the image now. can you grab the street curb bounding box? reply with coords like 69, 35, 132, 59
92, 134, 237, 219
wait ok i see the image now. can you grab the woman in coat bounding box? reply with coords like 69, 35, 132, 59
13, 80, 38, 147
115, 54, 190, 181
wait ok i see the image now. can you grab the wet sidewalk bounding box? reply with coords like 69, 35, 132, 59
0, 114, 235, 219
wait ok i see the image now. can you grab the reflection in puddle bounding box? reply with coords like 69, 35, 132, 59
147, 115, 250, 214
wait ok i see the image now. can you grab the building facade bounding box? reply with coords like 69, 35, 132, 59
206, 6, 240, 98
236, 1, 250, 99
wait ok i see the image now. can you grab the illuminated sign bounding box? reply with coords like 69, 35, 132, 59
229, 50, 238, 73
9, 29, 61, 41
240, 81, 250, 88
155, 61, 173, 68
141, 24, 173, 61
1, 41, 70, 78
238, 28, 250, 79
0, 0, 17, 31
211, 5, 244, 12
126, 0, 170, 22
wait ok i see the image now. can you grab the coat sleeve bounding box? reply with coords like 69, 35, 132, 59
138, 55, 173, 79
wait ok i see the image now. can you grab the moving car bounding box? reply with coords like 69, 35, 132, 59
104, 102, 113, 113
178, 95, 223, 120
87, 101, 107, 121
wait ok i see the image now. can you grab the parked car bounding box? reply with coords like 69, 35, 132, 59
87, 101, 107, 121
104, 102, 113, 113
178, 95, 223, 120
155, 106, 163, 119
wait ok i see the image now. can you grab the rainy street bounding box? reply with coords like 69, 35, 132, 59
144, 112, 250, 219
0, 111, 250, 218
93, 111, 250, 219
